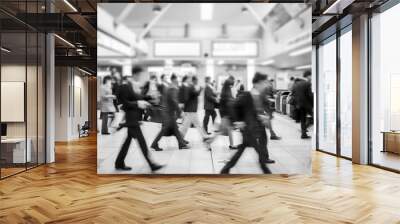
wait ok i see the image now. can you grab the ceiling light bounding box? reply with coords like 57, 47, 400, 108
295, 65, 311, 70
54, 34, 75, 48
78, 67, 92, 76
323, 0, 351, 15
200, 3, 213, 21
1, 47, 11, 53
206, 59, 214, 65
165, 59, 173, 66
111, 60, 123, 65
289, 46, 312, 57
63, 0, 78, 12
261, 59, 274, 66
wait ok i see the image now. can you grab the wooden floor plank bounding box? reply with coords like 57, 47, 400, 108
1, 134, 400, 223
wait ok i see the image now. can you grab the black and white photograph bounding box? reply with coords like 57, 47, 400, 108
97, 3, 313, 174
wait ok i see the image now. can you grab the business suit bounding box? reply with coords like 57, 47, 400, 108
151, 85, 186, 150
180, 84, 207, 138
221, 91, 271, 174
158, 82, 169, 105
218, 84, 236, 147
262, 83, 279, 139
291, 79, 313, 137
115, 82, 159, 170
203, 84, 218, 133
179, 84, 189, 104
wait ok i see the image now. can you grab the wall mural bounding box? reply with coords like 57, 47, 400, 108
97, 3, 313, 175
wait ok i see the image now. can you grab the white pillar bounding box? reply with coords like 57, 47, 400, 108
122, 64, 132, 77
206, 59, 214, 79
54, 67, 74, 141
312, 45, 317, 151
352, 14, 369, 164
46, 33, 55, 163
247, 59, 255, 90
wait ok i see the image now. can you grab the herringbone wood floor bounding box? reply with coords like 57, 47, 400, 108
1, 135, 400, 224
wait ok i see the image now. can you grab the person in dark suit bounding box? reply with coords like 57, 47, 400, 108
263, 78, 281, 140
203, 76, 218, 134
221, 72, 275, 174
179, 75, 189, 108
159, 74, 169, 98
180, 76, 209, 141
151, 74, 189, 151
206, 76, 238, 150
115, 66, 163, 172
219, 76, 238, 149
142, 75, 161, 121
111, 68, 122, 112
291, 70, 313, 139
236, 83, 245, 98
157, 74, 169, 112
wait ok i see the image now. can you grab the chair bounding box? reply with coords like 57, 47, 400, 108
78, 121, 90, 138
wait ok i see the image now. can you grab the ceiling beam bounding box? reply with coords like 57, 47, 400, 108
323, 0, 355, 14
55, 55, 96, 71
115, 3, 136, 25
242, 3, 267, 31
139, 3, 172, 40
67, 14, 97, 38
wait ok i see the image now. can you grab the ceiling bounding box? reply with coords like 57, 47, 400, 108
1, 1, 315, 71
103, 3, 276, 28
98, 2, 311, 70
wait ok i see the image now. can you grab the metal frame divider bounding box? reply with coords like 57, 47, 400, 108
315, 23, 353, 162
315, 44, 319, 151
366, 1, 400, 173
0, 0, 48, 180
336, 24, 341, 157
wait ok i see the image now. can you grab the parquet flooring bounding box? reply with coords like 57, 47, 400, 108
1, 135, 400, 223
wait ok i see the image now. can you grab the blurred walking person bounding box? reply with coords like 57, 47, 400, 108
205, 76, 238, 151
115, 66, 163, 172
236, 83, 245, 98
159, 74, 169, 95
142, 75, 162, 121
151, 74, 189, 151
203, 76, 218, 134
288, 76, 295, 91
100, 76, 116, 135
291, 70, 313, 139
221, 73, 275, 174
111, 68, 122, 112
180, 76, 209, 142
218, 76, 238, 150
263, 76, 281, 140
178, 75, 189, 110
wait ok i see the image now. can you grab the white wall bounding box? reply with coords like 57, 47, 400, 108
55, 67, 89, 141
1, 63, 46, 164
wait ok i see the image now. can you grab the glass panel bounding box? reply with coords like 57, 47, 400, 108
26, 0, 39, 169
1, 30, 28, 177
371, 4, 400, 171
340, 29, 352, 158
318, 37, 337, 154
27, 30, 38, 169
